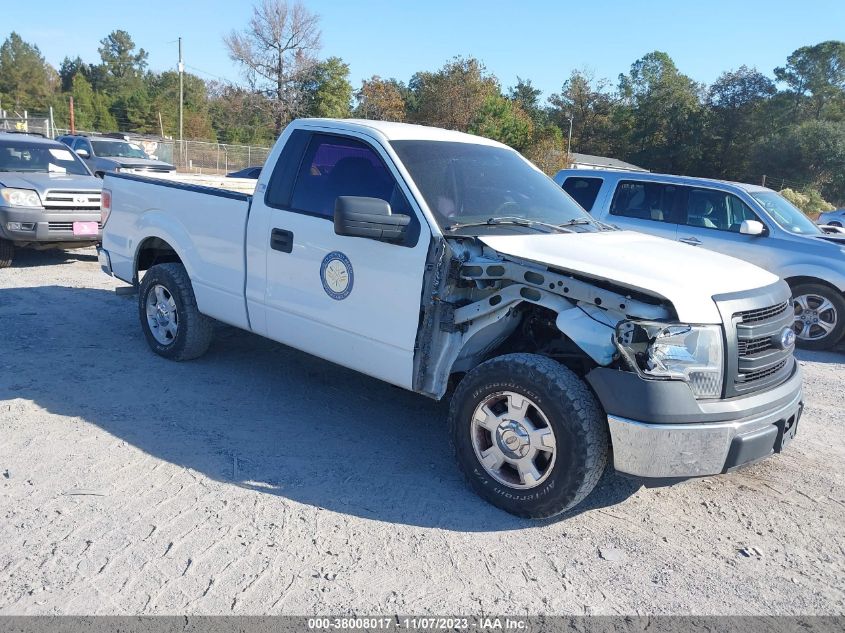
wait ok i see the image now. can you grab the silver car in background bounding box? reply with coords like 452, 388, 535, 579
555, 169, 845, 350
57, 134, 175, 178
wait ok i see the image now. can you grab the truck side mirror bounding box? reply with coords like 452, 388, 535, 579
334, 196, 410, 243
739, 219, 766, 236
75, 148, 90, 159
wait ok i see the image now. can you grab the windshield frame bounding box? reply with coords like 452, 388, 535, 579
751, 190, 823, 236
389, 139, 600, 236
0, 140, 93, 176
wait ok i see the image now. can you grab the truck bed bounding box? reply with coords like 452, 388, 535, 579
103, 172, 254, 330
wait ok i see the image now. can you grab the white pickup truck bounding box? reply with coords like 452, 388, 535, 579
98, 119, 803, 518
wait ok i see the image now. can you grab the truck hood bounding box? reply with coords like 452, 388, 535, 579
479, 230, 780, 323
0, 171, 102, 194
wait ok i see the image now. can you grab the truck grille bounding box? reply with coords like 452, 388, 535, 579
737, 301, 789, 324
43, 190, 101, 211
732, 300, 794, 395
737, 335, 775, 356
48, 222, 103, 232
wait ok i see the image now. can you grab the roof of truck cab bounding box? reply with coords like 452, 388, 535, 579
292, 118, 509, 147
556, 168, 774, 195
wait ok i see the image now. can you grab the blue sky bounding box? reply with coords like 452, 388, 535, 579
8, 0, 845, 99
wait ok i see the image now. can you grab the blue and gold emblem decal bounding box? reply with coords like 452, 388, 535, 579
320, 251, 353, 300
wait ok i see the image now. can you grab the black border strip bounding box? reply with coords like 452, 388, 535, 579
104, 172, 252, 202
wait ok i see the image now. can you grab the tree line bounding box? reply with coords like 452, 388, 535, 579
0, 2, 843, 205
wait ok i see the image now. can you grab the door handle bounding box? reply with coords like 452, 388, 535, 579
679, 236, 702, 246
270, 228, 294, 253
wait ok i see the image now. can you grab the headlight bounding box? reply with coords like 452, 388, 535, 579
615, 321, 724, 399
0, 188, 42, 208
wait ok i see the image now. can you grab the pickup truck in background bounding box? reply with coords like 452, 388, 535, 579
98, 119, 803, 518
0, 132, 102, 268
556, 169, 845, 350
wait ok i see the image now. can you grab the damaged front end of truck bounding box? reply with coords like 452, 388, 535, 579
412, 236, 674, 400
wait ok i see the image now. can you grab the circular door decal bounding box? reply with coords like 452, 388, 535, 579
320, 251, 354, 300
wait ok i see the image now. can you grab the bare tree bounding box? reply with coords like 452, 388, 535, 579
224, 0, 321, 134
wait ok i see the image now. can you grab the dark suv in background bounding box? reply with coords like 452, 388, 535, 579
0, 132, 102, 267
57, 133, 175, 177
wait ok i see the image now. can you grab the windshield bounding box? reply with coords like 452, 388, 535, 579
91, 140, 148, 159
0, 140, 91, 175
390, 140, 597, 233
752, 191, 822, 236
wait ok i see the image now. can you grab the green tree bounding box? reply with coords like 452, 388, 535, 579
149, 71, 215, 139
469, 94, 533, 151
702, 66, 776, 179
97, 30, 148, 83
753, 120, 845, 203
409, 57, 500, 131
618, 51, 704, 173
0, 32, 55, 110
59, 56, 88, 92
508, 77, 543, 124
774, 41, 845, 120
70, 73, 96, 129
301, 57, 352, 118
548, 69, 616, 157
209, 82, 275, 145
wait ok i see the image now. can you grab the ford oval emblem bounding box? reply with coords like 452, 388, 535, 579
778, 327, 796, 350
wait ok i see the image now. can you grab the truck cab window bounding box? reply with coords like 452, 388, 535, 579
610, 181, 679, 223
562, 177, 603, 211
290, 134, 411, 219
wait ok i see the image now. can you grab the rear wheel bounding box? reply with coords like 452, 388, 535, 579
449, 353, 608, 519
0, 239, 13, 268
138, 263, 213, 360
791, 283, 845, 350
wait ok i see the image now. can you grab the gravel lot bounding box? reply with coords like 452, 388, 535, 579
1, 246, 843, 615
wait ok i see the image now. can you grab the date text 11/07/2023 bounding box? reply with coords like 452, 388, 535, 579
307, 617, 528, 630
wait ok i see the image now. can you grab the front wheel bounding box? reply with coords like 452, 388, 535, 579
138, 263, 213, 360
449, 353, 608, 519
791, 283, 845, 350
0, 239, 13, 268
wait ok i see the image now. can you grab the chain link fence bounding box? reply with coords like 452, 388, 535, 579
0, 116, 51, 136
1, 113, 271, 176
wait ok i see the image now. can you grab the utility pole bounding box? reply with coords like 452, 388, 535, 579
567, 116, 574, 165
178, 37, 184, 168
69, 96, 75, 135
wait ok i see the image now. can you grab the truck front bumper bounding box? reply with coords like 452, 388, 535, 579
588, 363, 803, 478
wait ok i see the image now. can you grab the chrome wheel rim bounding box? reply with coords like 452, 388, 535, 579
145, 284, 178, 345
470, 391, 557, 490
793, 293, 838, 342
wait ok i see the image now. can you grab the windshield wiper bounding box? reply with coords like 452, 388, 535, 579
444, 216, 572, 234
559, 217, 617, 231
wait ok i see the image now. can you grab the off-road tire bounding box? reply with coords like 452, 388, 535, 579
791, 282, 845, 350
0, 239, 13, 268
449, 353, 609, 519
138, 263, 213, 360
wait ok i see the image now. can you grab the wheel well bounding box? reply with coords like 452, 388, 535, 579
136, 237, 182, 280
483, 304, 596, 376
784, 276, 845, 297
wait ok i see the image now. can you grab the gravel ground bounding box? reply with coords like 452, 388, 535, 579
0, 246, 843, 615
